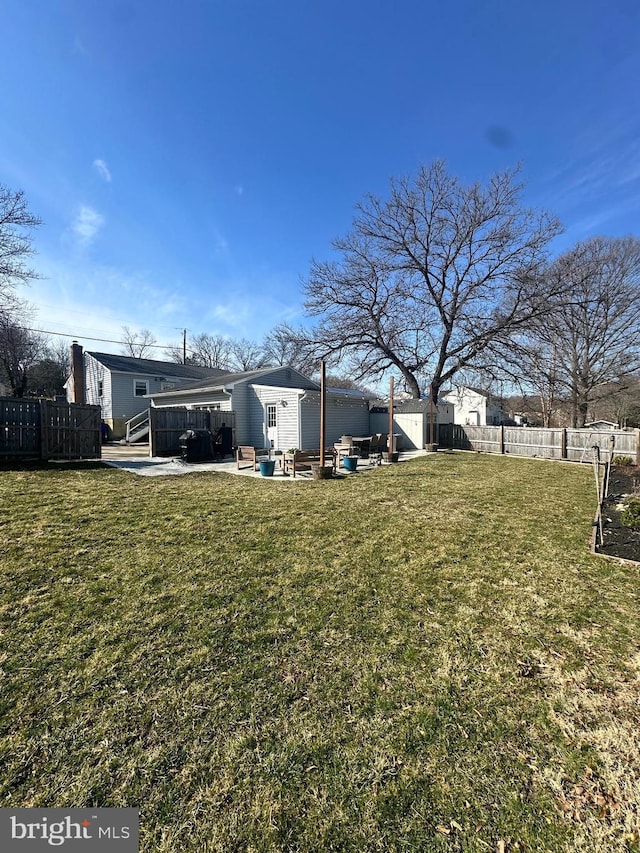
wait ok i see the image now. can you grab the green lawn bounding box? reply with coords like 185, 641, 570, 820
1, 454, 638, 852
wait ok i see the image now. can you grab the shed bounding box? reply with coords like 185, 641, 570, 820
370, 398, 454, 450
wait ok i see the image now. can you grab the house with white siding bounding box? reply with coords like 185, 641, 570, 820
441, 386, 508, 426
66, 345, 225, 438
148, 366, 371, 451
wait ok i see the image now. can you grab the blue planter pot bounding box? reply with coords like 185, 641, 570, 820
259, 459, 276, 477
343, 456, 358, 472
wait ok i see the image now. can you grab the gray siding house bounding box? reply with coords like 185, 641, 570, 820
148, 366, 371, 450
67, 347, 225, 437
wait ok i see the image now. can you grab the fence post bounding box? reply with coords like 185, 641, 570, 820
636, 428, 640, 466
499, 424, 505, 454
39, 399, 49, 462
561, 428, 567, 460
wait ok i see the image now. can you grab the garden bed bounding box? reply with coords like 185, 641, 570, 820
599, 464, 640, 562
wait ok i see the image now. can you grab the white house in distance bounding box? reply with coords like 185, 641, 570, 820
441, 386, 508, 426
147, 366, 371, 450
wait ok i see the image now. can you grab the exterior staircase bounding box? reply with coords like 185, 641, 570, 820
121, 409, 150, 444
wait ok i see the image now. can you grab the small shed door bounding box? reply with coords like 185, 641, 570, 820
266, 403, 277, 449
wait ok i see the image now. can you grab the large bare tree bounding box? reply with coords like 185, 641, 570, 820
512, 236, 640, 427
0, 185, 41, 309
304, 161, 562, 399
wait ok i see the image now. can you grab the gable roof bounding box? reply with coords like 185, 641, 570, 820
148, 365, 319, 399
441, 386, 506, 405
86, 351, 227, 381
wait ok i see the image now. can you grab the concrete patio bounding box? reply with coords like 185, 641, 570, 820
100, 443, 428, 478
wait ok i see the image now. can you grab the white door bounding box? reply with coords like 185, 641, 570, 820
266, 403, 277, 449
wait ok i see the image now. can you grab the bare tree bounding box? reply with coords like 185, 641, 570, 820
262, 322, 317, 375
304, 161, 562, 400
495, 332, 564, 427
25, 338, 70, 397
612, 377, 640, 428
512, 237, 640, 427
189, 333, 233, 369
0, 185, 41, 309
0, 310, 45, 397
121, 326, 157, 359
228, 338, 266, 372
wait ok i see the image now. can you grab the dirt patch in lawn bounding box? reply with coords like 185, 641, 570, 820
599, 465, 640, 563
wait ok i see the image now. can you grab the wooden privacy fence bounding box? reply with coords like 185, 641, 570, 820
438, 423, 639, 463
0, 398, 102, 461
149, 407, 237, 456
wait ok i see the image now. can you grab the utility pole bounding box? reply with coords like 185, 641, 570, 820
183, 329, 187, 365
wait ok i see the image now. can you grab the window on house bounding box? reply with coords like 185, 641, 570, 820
134, 380, 149, 397
98, 380, 103, 397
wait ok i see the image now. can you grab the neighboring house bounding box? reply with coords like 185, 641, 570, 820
370, 398, 454, 450
584, 420, 620, 430
66, 345, 226, 438
148, 366, 371, 450
441, 386, 508, 426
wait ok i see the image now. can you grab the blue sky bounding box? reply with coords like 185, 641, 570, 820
1, 0, 639, 358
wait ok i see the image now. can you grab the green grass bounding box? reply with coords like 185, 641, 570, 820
1, 454, 639, 852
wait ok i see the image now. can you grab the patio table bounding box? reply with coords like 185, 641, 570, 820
351, 436, 373, 458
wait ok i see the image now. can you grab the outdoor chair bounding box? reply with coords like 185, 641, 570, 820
368, 433, 387, 465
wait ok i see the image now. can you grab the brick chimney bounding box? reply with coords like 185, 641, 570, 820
70, 341, 85, 404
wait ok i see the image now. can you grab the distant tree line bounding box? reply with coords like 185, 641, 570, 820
2, 167, 640, 427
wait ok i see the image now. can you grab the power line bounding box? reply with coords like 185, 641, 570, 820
15, 325, 187, 352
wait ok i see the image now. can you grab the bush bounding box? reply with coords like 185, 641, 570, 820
613, 455, 634, 466
621, 498, 640, 529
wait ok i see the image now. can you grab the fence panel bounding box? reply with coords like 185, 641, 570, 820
42, 401, 102, 460
0, 398, 101, 460
565, 429, 637, 462
459, 425, 501, 453
503, 427, 562, 459
150, 407, 237, 456
447, 423, 639, 464
0, 398, 40, 458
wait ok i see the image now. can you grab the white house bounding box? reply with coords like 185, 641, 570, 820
66, 344, 225, 438
441, 386, 508, 426
147, 366, 372, 451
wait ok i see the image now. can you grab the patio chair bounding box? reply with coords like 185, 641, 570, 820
368, 433, 386, 465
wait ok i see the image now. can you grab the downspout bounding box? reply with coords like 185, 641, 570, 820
297, 390, 308, 449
